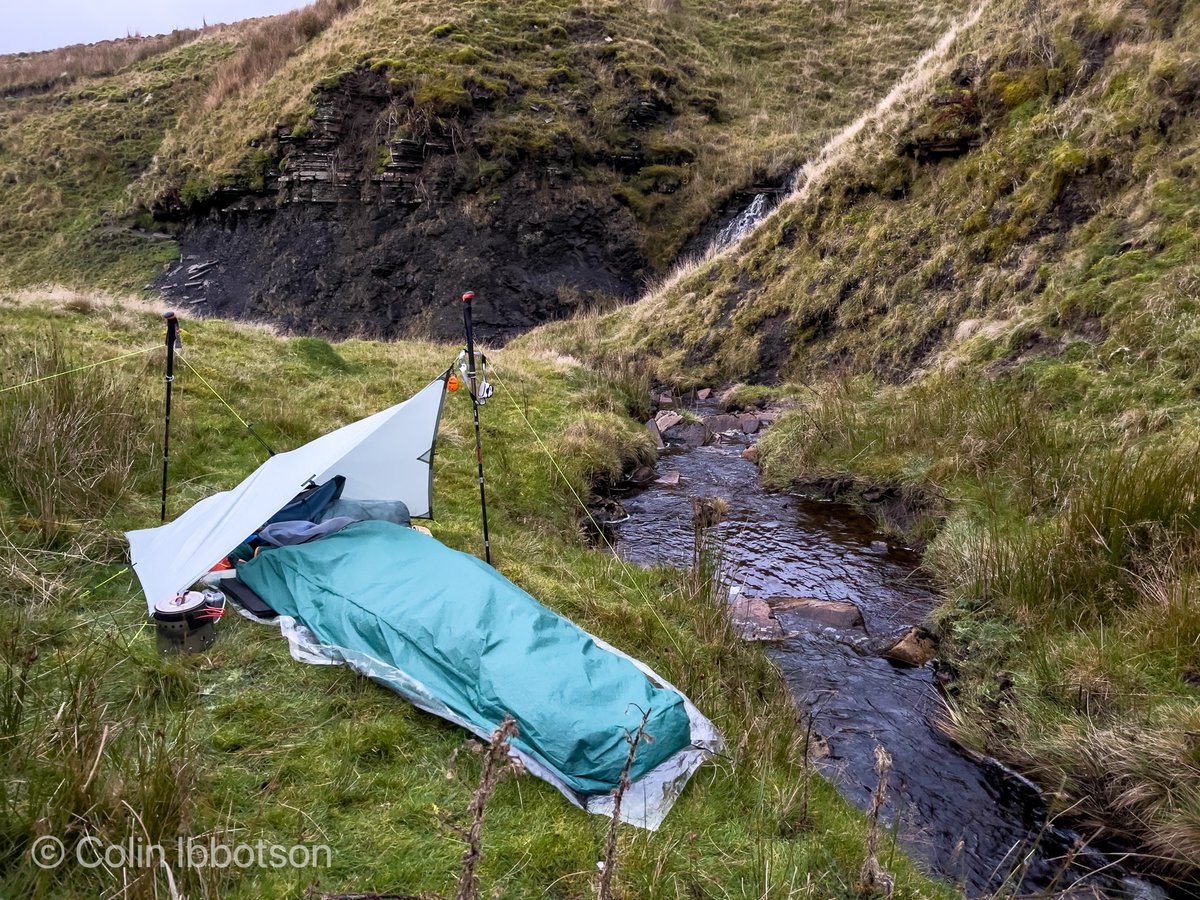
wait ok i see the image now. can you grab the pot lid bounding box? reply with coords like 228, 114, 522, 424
154, 590, 209, 615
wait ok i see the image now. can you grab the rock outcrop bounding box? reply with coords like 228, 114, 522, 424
156, 69, 646, 341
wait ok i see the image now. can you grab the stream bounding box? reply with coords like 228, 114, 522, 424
615, 405, 1165, 899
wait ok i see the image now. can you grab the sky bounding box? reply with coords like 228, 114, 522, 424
1, 1, 310, 55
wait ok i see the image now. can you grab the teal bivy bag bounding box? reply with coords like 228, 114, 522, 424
127, 373, 721, 829
237, 521, 695, 795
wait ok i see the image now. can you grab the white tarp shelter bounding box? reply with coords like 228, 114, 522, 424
127, 373, 448, 613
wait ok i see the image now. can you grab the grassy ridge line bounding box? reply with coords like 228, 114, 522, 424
0, 36, 241, 289
140, 0, 970, 269
0, 28, 212, 94
2, 0, 971, 290
0, 290, 950, 899
520, 0, 1200, 881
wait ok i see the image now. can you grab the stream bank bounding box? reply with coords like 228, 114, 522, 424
615, 397, 1168, 899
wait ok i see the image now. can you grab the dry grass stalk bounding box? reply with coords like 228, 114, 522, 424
798, 714, 815, 830
598, 705, 654, 900
455, 716, 522, 900
860, 745, 894, 899
690, 495, 728, 592
203, 0, 362, 110
0, 333, 151, 544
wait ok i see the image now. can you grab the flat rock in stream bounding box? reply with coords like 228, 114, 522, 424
768, 598, 865, 631
654, 470, 680, 486
739, 414, 761, 434
655, 411, 683, 432
666, 421, 710, 447
729, 595, 784, 641
697, 387, 712, 400
741, 445, 760, 465
703, 413, 743, 434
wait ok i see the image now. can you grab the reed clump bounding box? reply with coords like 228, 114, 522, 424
0, 334, 153, 544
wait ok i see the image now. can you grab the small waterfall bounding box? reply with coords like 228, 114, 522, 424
710, 169, 802, 252
713, 193, 770, 249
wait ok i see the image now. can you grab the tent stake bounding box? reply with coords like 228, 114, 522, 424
461, 291, 492, 565
160, 311, 180, 523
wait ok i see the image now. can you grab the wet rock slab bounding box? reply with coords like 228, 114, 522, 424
729, 594, 784, 641
666, 421, 709, 447
883, 626, 938, 667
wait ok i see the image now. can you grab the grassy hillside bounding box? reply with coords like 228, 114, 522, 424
141, 0, 968, 267
0, 0, 971, 292
525, 0, 1200, 883
0, 35, 239, 288
0, 289, 950, 898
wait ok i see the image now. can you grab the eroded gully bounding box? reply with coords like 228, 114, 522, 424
614, 404, 1166, 899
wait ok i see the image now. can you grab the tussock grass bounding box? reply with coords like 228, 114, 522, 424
203, 0, 363, 111
0, 535, 227, 899
0, 333, 154, 543
0, 290, 950, 898
0, 29, 209, 95
553, 410, 656, 499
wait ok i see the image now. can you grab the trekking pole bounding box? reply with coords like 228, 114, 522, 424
160, 311, 181, 523
461, 291, 492, 565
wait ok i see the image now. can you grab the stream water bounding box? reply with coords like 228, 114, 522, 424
615, 410, 1164, 898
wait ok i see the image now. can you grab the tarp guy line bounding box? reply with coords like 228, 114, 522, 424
0, 345, 156, 393
176, 352, 277, 456
490, 365, 683, 656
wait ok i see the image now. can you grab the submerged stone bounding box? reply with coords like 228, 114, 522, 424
769, 597, 865, 631
703, 413, 742, 433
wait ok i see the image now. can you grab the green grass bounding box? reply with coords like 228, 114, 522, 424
0, 289, 951, 899
526, 0, 1200, 385
0, 37, 238, 289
